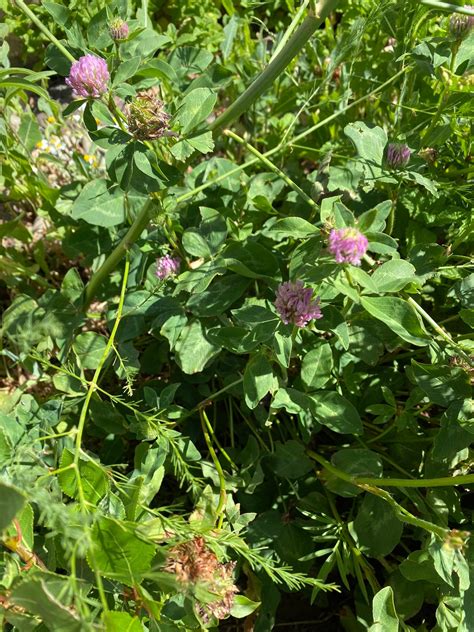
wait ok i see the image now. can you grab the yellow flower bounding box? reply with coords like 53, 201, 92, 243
83, 154, 98, 167
47, 116, 56, 124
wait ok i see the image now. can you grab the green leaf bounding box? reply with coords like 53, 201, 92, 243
0, 481, 26, 531
230, 595, 261, 618
326, 448, 383, 497
174, 88, 217, 134
411, 361, 471, 407
89, 516, 156, 585
270, 440, 313, 479
372, 260, 417, 293
175, 320, 220, 374
73, 332, 107, 370
186, 275, 249, 316
244, 353, 274, 409
42, 1, 71, 27
311, 391, 363, 435
113, 57, 141, 85
360, 296, 429, 346
353, 495, 403, 556
344, 122, 387, 180
59, 448, 109, 505
300, 343, 333, 390
10, 578, 83, 632
265, 217, 319, 241
71, 180, 125, 227
369, 587, 399, 632
103, 612, 143, 632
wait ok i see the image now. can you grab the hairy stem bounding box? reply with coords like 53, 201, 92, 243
419, 0, 474, 15
210, 0, 341, 132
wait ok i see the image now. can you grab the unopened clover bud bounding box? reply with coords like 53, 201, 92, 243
109, 17, 129, 41
127, 87, 171, 140
386, 142, 411, 169
449, 6, 474, 38
66, 54, 110, 99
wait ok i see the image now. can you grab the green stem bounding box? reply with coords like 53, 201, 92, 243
14, 0, 76, 63
178, 68, 405, 206
406, 296, 474, 366
269, 0, 311, 62
74, 257, 130, 495
224, 129, 319, 216
200, 408, 227, 528
202, 411, 237, 471
210, 0, 341, 132
82, 198, 155, 310
308, 450, 474, 488
419, 0, 474, 14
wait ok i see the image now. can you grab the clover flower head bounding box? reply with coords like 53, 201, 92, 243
66, 54, 110, 99
156, 255, 180, 279
328, 227, 368, 266
449, 6, 474, 38
164, 537, 238, 623
386, 142, 411, 169
127, 87, 171, 140
109, 17, 129, 41
275, 280, 322, 328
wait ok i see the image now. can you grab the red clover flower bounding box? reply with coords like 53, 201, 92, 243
386, 143, 411, 169
328, 227, 368, 266
274, 280, 322, 328
156, 255, 181, 280
66, 54, 110, 99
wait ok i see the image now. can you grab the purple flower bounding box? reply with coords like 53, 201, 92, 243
328, 227, 368, 266
156, 255, 180, 280
449, 6, 474, 38
274, 281, 322, 328
66, 55, 110, 99
109, 18, 129, 41
386, 143, 411, 169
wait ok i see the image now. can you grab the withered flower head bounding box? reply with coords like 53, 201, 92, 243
164, 537, 238, 622
127, 87, 171, 141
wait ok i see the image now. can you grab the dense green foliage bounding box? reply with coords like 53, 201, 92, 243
0, 0, 473, 630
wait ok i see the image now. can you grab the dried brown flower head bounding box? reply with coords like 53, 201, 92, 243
164, 536, 238, 622
127, 87, 171, 141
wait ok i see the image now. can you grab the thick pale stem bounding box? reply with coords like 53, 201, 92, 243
82, 198, 155, 309
210, 0, 341, 133
419, 0, 474, 15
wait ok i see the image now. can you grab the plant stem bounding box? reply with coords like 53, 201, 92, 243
82, 198, 156, 310
269, 0, 311, 62
200, 408, 227, 528
308, 450, 474, 488
178, 69, 406, 205
210, 0, 341, 132
224, 129, 320, 215
14, 0, 76, 63
75, 257, 130, 469
406, 296, 474, 366
419, 0, 474, 14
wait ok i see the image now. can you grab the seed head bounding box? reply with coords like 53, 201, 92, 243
449, 6, 474, 38
66, 55, 110, 99
127, 87, 171, 140
328, 227, 368, 266
275, 280, 322, 328
386, 143, 411, 169
156, 255, 180, 279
